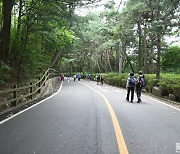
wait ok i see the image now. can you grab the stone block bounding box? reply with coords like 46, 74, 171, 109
169, 94, 176, 101
142, 89, 147, 93
152, 87, 162, 97
173, 91, 180, 102
160, 86, 169, 96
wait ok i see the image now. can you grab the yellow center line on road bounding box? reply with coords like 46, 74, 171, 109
80, 82, 128, 154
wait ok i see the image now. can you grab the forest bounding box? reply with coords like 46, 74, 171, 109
0, 0, 180, 87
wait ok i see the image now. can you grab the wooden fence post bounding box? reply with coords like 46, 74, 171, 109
43, 75, 45, 86
12, 84, 17, 106
47, 70, 49, 80
38, 77, 41, 93
30, 82, 33, 99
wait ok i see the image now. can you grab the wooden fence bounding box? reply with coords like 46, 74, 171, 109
0, 68, 59, 109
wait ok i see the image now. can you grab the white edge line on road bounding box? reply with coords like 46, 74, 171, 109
144, 95, 180, 112
108, 84, 180, 112
0, 81, 63, 125
94, 82, 180, 112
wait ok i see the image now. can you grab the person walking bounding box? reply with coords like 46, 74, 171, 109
61, 74, 64, 81
126, 72, 136, 103
73, 74, 76, 81
88, 73, 91, 81
97, 73, 101, 85
136, 71, 146, 103
101, 74, 104, 85
77, 73, 81, 81
67, 72, 70, 81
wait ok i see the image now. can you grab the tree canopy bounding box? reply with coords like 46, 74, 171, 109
0, 0, 179, 85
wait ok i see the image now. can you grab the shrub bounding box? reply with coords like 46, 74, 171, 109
159, 74, 180, 101
104, 73, 128, 87
103, 72, 180, 102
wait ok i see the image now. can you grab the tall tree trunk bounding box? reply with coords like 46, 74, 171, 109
156, 8, 161, 80
50, 49, 63, 68
0, 4, 2, 29
102, 53, 107, 72
13, 6, 16, 30
16, 0, 23, 34
89, 51, 93, 73
122, 41, 134, 73
0, 0, 14, 63
12, 0, 23, 50
118, 41, 123, 73
115, 42, 119, 72
143, 23, 148, 73
23, 22, 30, 51
107, 50, 112, 71
67, 2, 75, 29
11, 0, 23, 72
119, 54, 123, 73
149, 35, 155, 73
137, 19, 143, 71
156, 33, 161, 79
96, 52, 101, 73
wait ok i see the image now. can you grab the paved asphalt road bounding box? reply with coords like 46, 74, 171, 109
0, 78, 180, 154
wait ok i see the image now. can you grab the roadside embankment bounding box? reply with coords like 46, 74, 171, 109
90, 73, 180, 108
0, 77, 61, 116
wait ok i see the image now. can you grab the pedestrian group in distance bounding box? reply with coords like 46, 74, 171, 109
60, 71, 145, 104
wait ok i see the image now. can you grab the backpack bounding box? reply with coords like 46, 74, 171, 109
129, 78, 135, 87
137, 76, 146, 87
140, 77, 146, 87
97, 74, 101, 80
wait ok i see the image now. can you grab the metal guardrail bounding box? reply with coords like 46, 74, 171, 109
0, 68, 59, 107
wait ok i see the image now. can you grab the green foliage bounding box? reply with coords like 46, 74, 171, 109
162, 46, 180, 73
45, 27, 74, 50
103, 72, 180, 101
0, 0, 80, 84
104, 73, 128, 87
159, 74, 180, 101
0, 0, 180, 87
159, 74, 180, 91
0, 61, 12, 85
144, 74, 159, 92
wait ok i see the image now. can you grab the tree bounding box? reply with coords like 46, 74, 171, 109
0, 0, 14, 63
120, 0, 180, 78
162, 46, 180, 73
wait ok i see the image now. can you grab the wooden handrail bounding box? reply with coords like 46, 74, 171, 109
0, 68, 51, 94
0, 68, 59, 108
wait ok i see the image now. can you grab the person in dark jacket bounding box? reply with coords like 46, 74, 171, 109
126, 72, 136, 103
97, 73, 101, 85
136, 71, 145, 103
